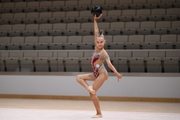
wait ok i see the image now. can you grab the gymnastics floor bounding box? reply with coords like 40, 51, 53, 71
0, 98, 180, 120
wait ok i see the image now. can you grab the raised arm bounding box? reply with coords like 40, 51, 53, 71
94, 14, 102, 44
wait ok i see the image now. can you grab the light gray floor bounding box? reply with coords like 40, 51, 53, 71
0, 98, 180, 120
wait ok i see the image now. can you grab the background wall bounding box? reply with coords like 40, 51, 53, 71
0, 73, 180, 99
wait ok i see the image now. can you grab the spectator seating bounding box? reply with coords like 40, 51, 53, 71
0, 0, 180, 73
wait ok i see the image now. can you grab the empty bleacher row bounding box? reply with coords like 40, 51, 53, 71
0, 0, 180, 4
0, 0, 180, 13
0, 50, 180, 73
1, 8, 180, 25
0, 0, 180, 73
0, 35, 180, 50
0, 21, 180, 37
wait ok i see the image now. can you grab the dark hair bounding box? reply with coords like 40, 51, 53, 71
98, 30, 104, 38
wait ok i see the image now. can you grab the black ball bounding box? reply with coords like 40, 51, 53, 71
91, 6, 102, 17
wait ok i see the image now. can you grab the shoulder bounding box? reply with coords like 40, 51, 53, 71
102, 49, 109, 56
101, 50, 110, 60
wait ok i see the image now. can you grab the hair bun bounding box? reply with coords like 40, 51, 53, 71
99, 30, 103, 35
98, 30, 104, 38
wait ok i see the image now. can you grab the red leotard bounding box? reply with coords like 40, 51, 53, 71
90, 51, 108, 78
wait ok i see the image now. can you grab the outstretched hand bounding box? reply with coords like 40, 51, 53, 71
94, 14, 102, 20
116, 73, 122, 82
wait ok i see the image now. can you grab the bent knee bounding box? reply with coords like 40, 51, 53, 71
76, 75, 81, 82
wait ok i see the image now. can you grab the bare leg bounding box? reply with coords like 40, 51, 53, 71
76, 73, 95, 92
90, 93, 103, 118
88, 85, 96, 95
76, 73, 107, 118
90, 73, 107, 118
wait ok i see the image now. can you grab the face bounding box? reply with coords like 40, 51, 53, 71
96, 37, 105, 49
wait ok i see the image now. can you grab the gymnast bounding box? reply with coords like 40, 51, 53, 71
76, 13, 122, 118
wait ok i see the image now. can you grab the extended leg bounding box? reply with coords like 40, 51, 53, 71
90, 73, 107, 118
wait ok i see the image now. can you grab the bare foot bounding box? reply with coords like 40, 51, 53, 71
92, 114, 103, 118
88, 85, 96, 95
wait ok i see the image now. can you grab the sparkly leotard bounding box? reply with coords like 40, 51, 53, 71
91, 50, 109, 78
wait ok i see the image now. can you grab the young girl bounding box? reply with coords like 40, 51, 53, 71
76, 14, 122, 118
